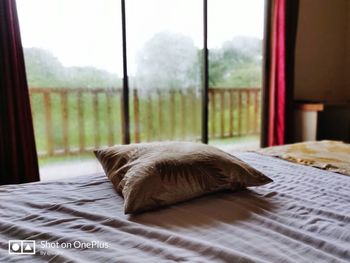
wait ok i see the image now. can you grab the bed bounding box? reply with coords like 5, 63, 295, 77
0, 150, 349, 262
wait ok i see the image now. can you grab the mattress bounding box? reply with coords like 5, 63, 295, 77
0, 153, 349, 263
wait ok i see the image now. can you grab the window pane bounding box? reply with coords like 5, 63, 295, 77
17, 0, 123, 180
126, 0, 203, 142
208, 0, 264, 150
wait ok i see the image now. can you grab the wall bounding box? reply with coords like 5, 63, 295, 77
346, 0, 350, 99
294, 0, 350, 102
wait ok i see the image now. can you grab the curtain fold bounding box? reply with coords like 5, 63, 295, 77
0, 0, 40, 184
262, 0, 299, 147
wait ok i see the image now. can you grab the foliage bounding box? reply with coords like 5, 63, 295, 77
24, 34, 261, 90
208, 36, 262, 87
224, 62, 262, 87
135, 31, 200, 90
24, 48, 122, 88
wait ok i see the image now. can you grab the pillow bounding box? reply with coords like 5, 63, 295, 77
94, 142, 272, 214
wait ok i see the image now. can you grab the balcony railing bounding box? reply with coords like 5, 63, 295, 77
29, 87, 261, 157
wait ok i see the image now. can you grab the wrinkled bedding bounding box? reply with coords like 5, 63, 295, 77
0, 153, 349, 263
258, 140, 350, 176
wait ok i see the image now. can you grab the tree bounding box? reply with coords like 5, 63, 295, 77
23, 35, 262, 90
23, 48, 122, 88
225, 62, 262, 87
208, 36, 262, 87
24, 48, 66, 87
135, 31, 200, 91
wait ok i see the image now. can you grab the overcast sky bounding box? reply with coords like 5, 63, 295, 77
17, 0, 264, 76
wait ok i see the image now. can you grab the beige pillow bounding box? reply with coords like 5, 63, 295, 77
94, 142, 272, 214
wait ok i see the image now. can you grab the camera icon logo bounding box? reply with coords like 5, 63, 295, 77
8, 240, 36, 254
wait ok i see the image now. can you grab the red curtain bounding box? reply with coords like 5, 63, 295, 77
262, 0, 299, 147
0, 0, 40, 184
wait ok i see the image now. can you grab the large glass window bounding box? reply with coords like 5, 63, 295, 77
17, 0, 123, 179
17, 0, 265, 180
208, 0, 264, 150
126, 0, 203, 142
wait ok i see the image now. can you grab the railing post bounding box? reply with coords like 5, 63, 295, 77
220, 89, 225, 138
229, 89, 234, 137
133, 88, 140, 143
43, 90, 53, 156
238, 90, 242, 136
157, 89, 163, 140
170, 90, 175, 139
191, 89, 197, 138
146, 93, 153, 142
61, 90, 69, 154
93, 91, 100, 148
106, 90, 114, 146
255, 90, 260, 134
180, 90, 186, 139
210, 89, 216, 139
246, 90, 251, 135
77, 90, 85, 153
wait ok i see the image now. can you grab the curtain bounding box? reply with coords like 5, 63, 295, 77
0, 0, 40, 184
261, 0, 300, 147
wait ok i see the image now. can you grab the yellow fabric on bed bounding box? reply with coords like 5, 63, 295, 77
258, 140, 350, 176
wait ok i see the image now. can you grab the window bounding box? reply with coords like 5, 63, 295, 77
17, 0, 265, 179
126, 0, 203, 142
17, 0, 123, 179
208, 0, 264, 149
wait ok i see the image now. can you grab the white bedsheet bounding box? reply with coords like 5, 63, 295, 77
0, 153, 349, 263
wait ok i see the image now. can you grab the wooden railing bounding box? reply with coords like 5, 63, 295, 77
29, 87, 261, 157
209, 88, 261, 138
